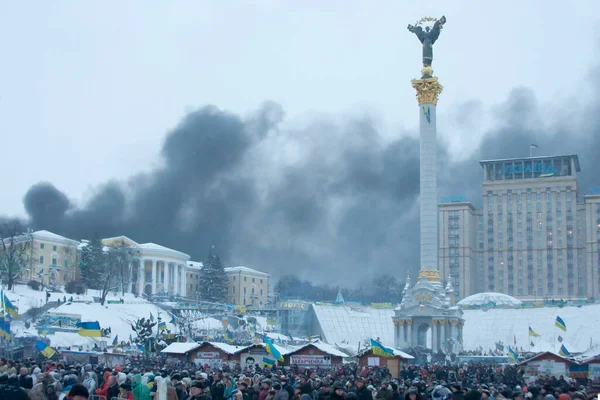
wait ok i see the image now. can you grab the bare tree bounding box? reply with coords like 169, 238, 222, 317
372, 273, 399, 303
0, 219, 34, 290
106, 240, 139, 298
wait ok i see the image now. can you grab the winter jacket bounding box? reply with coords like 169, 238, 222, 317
357, 387, 373, 400
0, 383, 30, 400
275, 390, 290, 400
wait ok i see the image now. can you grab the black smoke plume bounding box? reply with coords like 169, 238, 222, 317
19, 68, 600, 285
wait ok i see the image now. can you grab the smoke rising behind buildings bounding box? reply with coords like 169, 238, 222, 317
15, 68, 600, 285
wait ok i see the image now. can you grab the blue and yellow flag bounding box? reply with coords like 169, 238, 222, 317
528, 326, 541, 337
224, 328, 235, 343
112, 335, 119, 347
76, 321, 102, 337
370, 338, 394, 358
262, 357, 275, 366
495, 342, 504, 352
2, 293, 17, 319
558, 344, 570, 357
530, 144, 539, 149
264, 337, 283, 362
508, 346, 519, 361
158, 322, 166, 331
35, 341, 56, 358
555, 316, 567, 332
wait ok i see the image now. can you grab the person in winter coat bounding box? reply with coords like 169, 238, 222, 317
405, 387, 421, 400
258, 380, 272, 400
119, 382, 135, 400
375, 383, 392, 400
154, 374, 170, 400
327, 383, 345, 400
0, 379, 30, 400
356, 378, 373, 400
133, 373, 152, 400
211, 375, 226, 400
82, 372, 97, 394
273, 384, 289, 400
67, 383, 89, 400
96, 371, 112, 396
106, 377, 121, 400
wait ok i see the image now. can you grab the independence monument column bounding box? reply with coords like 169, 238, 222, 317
407, 16, 446, 271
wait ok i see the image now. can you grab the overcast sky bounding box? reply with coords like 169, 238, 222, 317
2, 2, 600, 283
1, 1, 598, 216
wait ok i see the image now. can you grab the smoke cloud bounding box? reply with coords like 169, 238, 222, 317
19, 67, 600, 285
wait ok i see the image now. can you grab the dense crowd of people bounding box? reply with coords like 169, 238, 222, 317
0, 354, 597, 400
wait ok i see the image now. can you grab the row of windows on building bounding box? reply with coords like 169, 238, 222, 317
38, 256, 69, 268
39, 244, 58, 251
231, 286, 263, 295
232, 276, 264, 284
485, 187, 574, 203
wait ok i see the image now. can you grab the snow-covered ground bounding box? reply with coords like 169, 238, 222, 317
457, 292, 523, 307
313, 303, 600, 354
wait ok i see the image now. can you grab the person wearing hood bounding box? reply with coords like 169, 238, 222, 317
328, 383, 345, 400
82, 372, 97, 394
376, 382, 392, 400
405, 387, 421, 400
133, 373, 152, 400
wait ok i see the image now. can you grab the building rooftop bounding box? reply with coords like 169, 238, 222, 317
32, 230, 79, 246
224, 266, 270, 277
479, 154, 580, 172
187, 261, 203, 270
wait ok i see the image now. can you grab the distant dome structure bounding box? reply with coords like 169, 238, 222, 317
457, 292, 522, 307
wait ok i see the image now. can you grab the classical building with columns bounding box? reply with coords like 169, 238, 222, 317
101, 236, 190, 297
392, 267, 464, 353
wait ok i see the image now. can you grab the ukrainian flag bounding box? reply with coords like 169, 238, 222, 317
370, 338, 394, 358
528, 326, 541, 337
264, 337, 283, 362
558, 344, 570, 357
262, 357, 275, 366
224, 328, 235, 343
76, 321, 102, 337
508, 346, 519, 361
555, 316, 567, 332
530, 144, 538, 149
112, 335, 119, 347
158, 322, 166, 331
35, 341, 56, 358
495, 342, 505, 351
0, 291, 17, 319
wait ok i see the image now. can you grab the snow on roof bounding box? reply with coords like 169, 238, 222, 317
138, 243, 190, 260
457, 292, 523, 307
187, 261, 203, 269
32, 230, 79, 245
224, 266, 269, 277
312, 304, 395, 351
517, 351, 573, 365
299, 341, 348, 357
206, 342, 250, 355
161, 342, 202, 354
253, 342, 297, 356
357, 345, 414, 359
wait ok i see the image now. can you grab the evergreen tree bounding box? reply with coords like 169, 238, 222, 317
198, 246, 228, 302
79, 235, 105, 290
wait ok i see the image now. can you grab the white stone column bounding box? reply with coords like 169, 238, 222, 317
440, 321, 446, 352
138, 259, 144, 295
174, 264, 179, 296
182, 264, 186, 297
406, 321, 412, 347
412, 77, 443, 271
151, 259, 157, 294
432, 321, 438, 352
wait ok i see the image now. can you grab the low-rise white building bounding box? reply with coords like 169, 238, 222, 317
225, 266, 269, 308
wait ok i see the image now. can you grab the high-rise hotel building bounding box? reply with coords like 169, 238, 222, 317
439, 154, 600, 300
